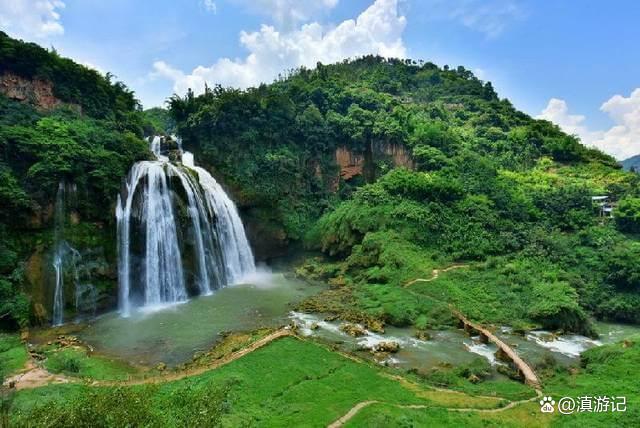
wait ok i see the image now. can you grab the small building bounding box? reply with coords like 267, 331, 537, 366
592, 195, 614, 217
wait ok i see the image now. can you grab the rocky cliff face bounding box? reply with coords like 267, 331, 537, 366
335, 142, 414, 182
0, 72, 68, 111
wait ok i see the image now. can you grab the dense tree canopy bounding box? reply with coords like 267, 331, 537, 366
0, 33, 150, 327
170, 56, 640, 331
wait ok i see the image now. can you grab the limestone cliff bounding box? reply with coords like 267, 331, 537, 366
335, 142, 414, 182
0, 72, 76, 111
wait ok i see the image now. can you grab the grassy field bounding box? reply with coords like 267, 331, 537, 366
343, 401, 549, 427
0, 333, 28, 380
5, 334, 640, 427
43, 347, 139, 381
8, 336, 532, 427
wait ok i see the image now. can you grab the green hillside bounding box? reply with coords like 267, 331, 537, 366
170, 56, 640, 333
0, 32, 151, 328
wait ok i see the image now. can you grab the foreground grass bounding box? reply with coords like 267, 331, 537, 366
346, 337, 640, 427
0, 333, 28, 380
543, 335, 640, 427
10, 337, 528, 427
43, 347, 139, 381
8, 335, 639, 427
343, 401, 547, 427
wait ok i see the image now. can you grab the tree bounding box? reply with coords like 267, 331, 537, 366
615, 197, 640, 233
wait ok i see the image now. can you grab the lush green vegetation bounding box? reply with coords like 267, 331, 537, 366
170, 56, 640, 334
0, 333, 28, 381
43, 347, 138, 381
0, 33, 149, 328
170, 56, 619, 248
302, 163, 640, 332
1, 33, 640, 426
9, 337, 533, 426
347, 336, 640, 427
141, 107, 175, 136
544, 335, 640, 426
0, 31, 141, 121
9, 336, 640, 426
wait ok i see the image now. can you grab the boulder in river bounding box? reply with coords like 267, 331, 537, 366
373, 341, 400, 353
414, 330, 431, 341
339, 323, 366, 337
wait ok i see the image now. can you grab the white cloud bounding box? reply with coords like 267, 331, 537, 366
202, 0, 216, 13
537, 98, 601, 145
537, 90, 640, 160
154, 0, 406, 95
0, 0, 65, 40
596, 89, 640, 160
426, 0, 523, 38
238, 0, 339, 29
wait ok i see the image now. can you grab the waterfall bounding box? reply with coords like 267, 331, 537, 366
167, 164, 218, 295
192, 164, 255, 282
52, 181, 67, 326
116, 161, 187, 315
52, 181, 86, 326
116, 136, 255, 315
150, 136, 162, 158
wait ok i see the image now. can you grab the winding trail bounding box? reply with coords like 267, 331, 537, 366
3, 328, 293, 390
101, 328, 293, 386
5, 326, 544, 428
3, 360, 70, 391
327, 390, 543, 428
402, 263, 541, 388
403, 264, 467, 287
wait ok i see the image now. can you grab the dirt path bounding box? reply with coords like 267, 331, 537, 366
328, 401, 379, 428
327, 390, 543, 427
6, 326, 544, 428
402, 263, 541, 388
3, 360, 71, 391
3, 328, 293, 390
404, 264, 467, 287
99, 328, 293, 386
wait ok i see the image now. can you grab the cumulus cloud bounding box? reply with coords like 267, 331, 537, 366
537, 89, 640, 160
0, 0, 65, 40
596, 89, 640, 159
537, 98, 602, 146
154, 0, 406, 95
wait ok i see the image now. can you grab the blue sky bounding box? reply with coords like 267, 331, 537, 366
1, 0, 639, 159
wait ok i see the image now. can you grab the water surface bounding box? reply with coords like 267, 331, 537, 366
80, 272, 321, 366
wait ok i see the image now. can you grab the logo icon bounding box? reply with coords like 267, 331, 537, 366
540, 396, 556, 413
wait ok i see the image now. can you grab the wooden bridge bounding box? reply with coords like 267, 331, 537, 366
452, 310, 541, 389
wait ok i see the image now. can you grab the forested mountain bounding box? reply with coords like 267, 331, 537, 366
2, 31, 640, 427
2, 29, 640, 344
621, 154, 640, 172
171, 56, 640, 334
0, 32, 151, 328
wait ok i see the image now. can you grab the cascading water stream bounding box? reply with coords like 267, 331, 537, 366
167, 164, 218, 295
52, 181, 66, 326
116, 136, 255, 316
52, 181, 86, 326
192, 164, 255, 282
53, 181, 65, 326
